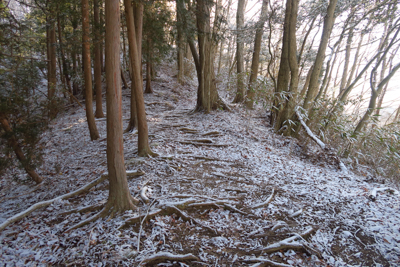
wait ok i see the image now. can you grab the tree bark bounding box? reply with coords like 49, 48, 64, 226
82, 0, 100, 140
176, 0, 185, 84
94, 0, 104, 118
302, 0, 338, 113
273, 0, 299, 134
57, 14, 73, 104
145, 37, 153, 94
105, 0, 136, 213
47, 12, 57, 119
232, 0, 245, 103
124, 0, 155, 157
0, 114, 42, 184
246, 0, 269, 108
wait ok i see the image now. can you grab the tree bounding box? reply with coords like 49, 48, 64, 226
104, 0, 137, 214
245, 0, 269, 109
47, 4, 57, 119
124, 0, 157, 157
94, 0, 104, 118
272, 0, 300, 134
82, 0, 100, 140
194, 0, 228, 112
232, 0, 245, 103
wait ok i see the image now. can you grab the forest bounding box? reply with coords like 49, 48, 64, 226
1, 0, 400, 265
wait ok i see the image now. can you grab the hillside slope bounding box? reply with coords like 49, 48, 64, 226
1, 66, 399, 266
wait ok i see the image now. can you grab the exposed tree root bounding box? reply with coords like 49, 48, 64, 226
60, 203, 105, 216
140, 186, 151, 203
66, 205, 111, 232
0, 175, 108, 232
243, 258, 292, 267
139, 252, 199, 266
369, 187, 399, 201
186, 138, 213, 143
178, 141, 229, 147
201, 131, 221, 136
179, 127, 198, 133
252, 188, 276, 209
253, 227, 318, 255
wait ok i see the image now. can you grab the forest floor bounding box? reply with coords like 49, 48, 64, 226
1, 64, 400, 267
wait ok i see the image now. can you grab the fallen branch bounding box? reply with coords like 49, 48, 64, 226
369, 187, 399, 201
0, 175, 108, 232
140, 186, 150, 203
289, 208, 303, 218
252, 189, 276, 209
202, 131, 221, 136
139, 252, 199, 265
295, 108, 325, 149
295, 108, 348, 174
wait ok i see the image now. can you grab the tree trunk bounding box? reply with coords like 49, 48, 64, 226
124, 0, 156, 157
195, 0, 226, 112
47, 13, 57, 119
104, 0, 136, 213
273, 0, 299, 134
82, 0, 100, 140
0, 114, 42, 184
301, 0, 338, 113
145, 37, 153, 94
94, 0, 104, 118
246, 0, 269, 108
232, 0, 245, 103
176, 0, 185, 84
57, 14, 73, 104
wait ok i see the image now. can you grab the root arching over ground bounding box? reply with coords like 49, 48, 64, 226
0, 65, 399, 266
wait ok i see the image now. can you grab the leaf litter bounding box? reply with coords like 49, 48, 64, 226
1, 65, 400, 266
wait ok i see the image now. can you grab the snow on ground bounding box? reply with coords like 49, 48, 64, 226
1, 65, 400, 266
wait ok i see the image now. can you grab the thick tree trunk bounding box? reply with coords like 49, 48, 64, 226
82, 0, 100, 140
105, 0, 136, 212
94, 0, 104, 118
232, 0, 245, 103
195, 0, 226, 112
124, 0, 155, 157
246, 0, 269, 108
48, 14, 57, 119
0, 114, 42, 184
273, 0, 299, 134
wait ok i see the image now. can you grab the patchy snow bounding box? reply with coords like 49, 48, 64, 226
1, 65, 400, 266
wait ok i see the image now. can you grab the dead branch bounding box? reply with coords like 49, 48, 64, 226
295, 108, 325, 149
252, 189, 276, 209
289, 208, 303, 218
186, 139, 213, 143
138, 199, 157, 252
295, 108, 348, 173
178, 141, 229, 147
139, 252, 199, 265
140, 186, 150, 203
369, 187, 399, 201
179, 127, 198, 133
0, 175, 108, 232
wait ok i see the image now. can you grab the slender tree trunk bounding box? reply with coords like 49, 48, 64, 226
145, 37, 153, 94
121, 68, 128, 88
57, 15, 73, 104
48, 13, 57, 119
104, 0, 136, 212
233, 0, 245, 103
176, 0, 185, 84
94, 0, 104, 118
0, 114, 42, 184
301, 0, 338, 113
353, 62, 400, 136
124, 0, 156, 157
82, 0, 100, 140
246, 0, 269, 108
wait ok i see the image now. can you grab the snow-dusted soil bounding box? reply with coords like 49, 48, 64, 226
1, 66, 400, 266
